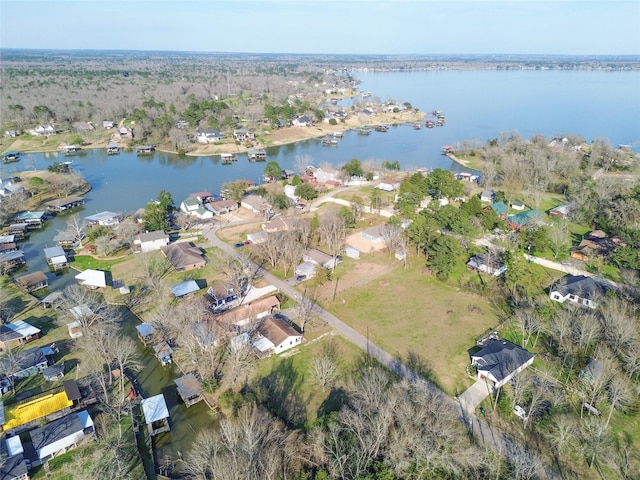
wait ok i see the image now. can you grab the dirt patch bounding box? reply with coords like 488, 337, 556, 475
314, 259, 395, 301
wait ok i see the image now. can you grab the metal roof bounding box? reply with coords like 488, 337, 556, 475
142, 394, 169, 424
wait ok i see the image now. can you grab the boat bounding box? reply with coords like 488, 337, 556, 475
332, 131, 344, 138
107, 145, 120, 155
441, 145, 453, 155
247, 149, 267, 161
356, 126, 371, 135
374, 125, 389, 132
2, 150, 20, 163
425, 120, 435, 128
412, 122, 422, 130
362, 92, 371, 98
436, 119, 445, 127
220, 153, 237, 164
322, 137, 339, 146
136, 146, 155, 155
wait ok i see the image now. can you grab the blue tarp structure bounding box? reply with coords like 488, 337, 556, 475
170, 280, 200, 297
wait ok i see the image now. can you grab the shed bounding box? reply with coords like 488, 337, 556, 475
175, 374, 204, 407
63, 379, 83, 404
43, 363, 65, 381
141, 394, 170, 436
41, 291, 63, 308
15, 271, 48, 292
67, 321, 83, 339
170, 280, 201, 298
345, 246, 360, 259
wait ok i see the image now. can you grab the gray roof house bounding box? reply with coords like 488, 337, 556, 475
471, 339, 535, 389
467, 254, 507, 277
134, 230, 169, 253
549, 275, 612, 309
30, 410, 94, 463
0, 346, 49, 380
303, 249, 341, 269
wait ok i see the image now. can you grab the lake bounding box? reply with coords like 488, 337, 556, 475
3, 68, 638, 468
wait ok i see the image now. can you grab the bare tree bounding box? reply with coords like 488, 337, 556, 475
60, 213, 86, 248
279, 231, 305, 277
296, 288, 322, 333
251, 232, 281, 270
319, 211, 346, 272
604, 374, 634, 427
548, 219, 570, 259
310, 342, 338, 393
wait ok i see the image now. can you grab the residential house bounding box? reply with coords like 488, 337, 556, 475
189, 191, 214, 203
232, 128, 254, 142
207, 283, 244, 311
160, 243, 206, 271
246, 231, 268, 244
252, 317, 302, 355
102, 120, 115, 129
313, 166, 342, 186
180, 197, 213, 219
548, 204, 571, 219
43, 364, 65, 381
4, 129, 19, 138
15, 271, 48, 292
0, 346, 49, 380
196, 129, 224, 144
31, 125, 56, 136
175, 374, 204, 407
471, 339, 535, 389
506, 209, 544, 231
141, 394, 170, 436
570, 233, 617, 262
241, 194, 267, 214
0, 321, 41, 352
376, 182, 400, 192
486, 201, 508, 219
30, 411, 95, 464
134, 230, 169, 253
206, 199, 237, 215
295, 262, 315, 281
467, 254, 507, 276
73, 122, 94, 132
75, 269, 109, 289
480, 190, 496, 202
84, 211, 122, 227
549, 275, 612, 309
213, 295, 280, 328
511, 201, 526, 211
263, 217, 290, 233
292, 116, 312, 127
303, 248, 341, 270
118, 126, 133, 137
44, 246, 68, 270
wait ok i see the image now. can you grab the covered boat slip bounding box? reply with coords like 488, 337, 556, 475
141, 393, 170, 436
44, 195, 85, 212
174, 374, 204, 408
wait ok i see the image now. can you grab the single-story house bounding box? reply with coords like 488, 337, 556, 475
548, 204, 571, 219
175, 374, 204, 407
303, 248, 341, 269
480, 190, 496, 202
196, 129, 223, 144
252, 317, 302, 355
134, 230, 170, 253
506, 209, 544, 231
141, 394, 170, 436
73, 121, 94, 132
549, 275, 612, 309
160, 243, 206, 271
313, 166, 341, 186
75, 269, 109, 289
487, 201, 508, 219
213, 295, 280, 327
570, 237, 616, 262
471, 339, 535, 389
102, 120, 115, 129
0, 321, 41, 352
263, 217, 290, 232
31, 125, 56, 136
511, 201, 526, 211
44, 246, 68, 270
84, 211, 122, 227
43, 363, 65, 381
30, 410, 95, 463
295, 261, 316, 280
292, 116, 312, 127
232, 128, 254, 142
241, 194, 267, 214
170, 280, 201, 298
206, 198, 237, 215
361, 225, 386, 243
247, 231, 268, 244
119, 126, 133, 137
0, 346, 49, 379
15, 271, 48, 292
467, 254, 507, 277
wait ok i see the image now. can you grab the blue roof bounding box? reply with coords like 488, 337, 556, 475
170, 280, 200, 297
490, 201, 508, 216
507, 209, 543, 227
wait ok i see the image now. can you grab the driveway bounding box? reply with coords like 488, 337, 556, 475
458, 379, 493, 413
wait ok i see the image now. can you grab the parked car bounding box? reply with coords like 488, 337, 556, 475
234, 242, 244, 248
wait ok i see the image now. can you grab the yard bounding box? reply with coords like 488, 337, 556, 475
326, 258, 501, 395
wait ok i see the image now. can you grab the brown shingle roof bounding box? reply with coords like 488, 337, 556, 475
258, 317, 300, 347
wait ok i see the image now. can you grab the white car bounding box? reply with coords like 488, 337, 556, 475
514, 405, 528, 420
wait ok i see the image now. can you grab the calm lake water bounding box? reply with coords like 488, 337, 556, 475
3, 68, 639, 467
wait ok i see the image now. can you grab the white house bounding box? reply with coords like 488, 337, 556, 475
196, 129, 223, 144
549, 275, 611, 309
180, 197, 213, 219
253, 317, 302, 355
284, 184, 298, 202
292, 116, 312, 127
295, 261, 316, 280
303, 248, 341, 269
30, 410, 95, 463
480, 190, 496, 203
471, 339, 535, 389
241, 194, 267, 214
75, 269, 108, 289
134, 230, 170, 252
84, 211, 122, 227
313, 166, 341, 185
467, 254, 507, 277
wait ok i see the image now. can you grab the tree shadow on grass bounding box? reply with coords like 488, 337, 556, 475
317, 386, 348, 418
251, 358, 307, 429
402, 349, 445, 391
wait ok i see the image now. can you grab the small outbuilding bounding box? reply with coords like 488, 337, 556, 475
170, 280, 201, 298
135, 323, 157, 345
153, 341, 173, 366
141, 394, 170, 436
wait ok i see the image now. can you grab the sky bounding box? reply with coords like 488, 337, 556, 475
1, 0, 638, 56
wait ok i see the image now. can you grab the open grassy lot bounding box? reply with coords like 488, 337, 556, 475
326, 259, 502, 395
252, 332, 363, 428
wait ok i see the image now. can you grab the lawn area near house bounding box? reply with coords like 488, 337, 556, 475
326, 261, 501, 395
72, 254, 128, 272
251, 332, 363, 428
